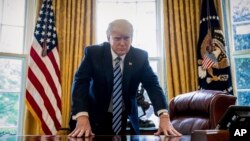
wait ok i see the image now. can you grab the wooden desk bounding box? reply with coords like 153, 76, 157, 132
191, 130, 229, 141
0, 135, 191, 141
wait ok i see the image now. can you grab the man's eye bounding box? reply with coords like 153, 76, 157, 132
114, 37, 121, 40
123, 37, 130, 40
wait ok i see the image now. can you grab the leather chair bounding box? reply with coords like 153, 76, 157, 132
168, 90, 237, 135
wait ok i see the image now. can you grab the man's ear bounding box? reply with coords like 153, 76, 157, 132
107, 36, 110, 41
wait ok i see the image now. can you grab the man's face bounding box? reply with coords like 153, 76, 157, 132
109, 31, 132, 56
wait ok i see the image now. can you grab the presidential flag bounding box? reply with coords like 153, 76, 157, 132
197, 0, 233, 94
25, 0, 62, 134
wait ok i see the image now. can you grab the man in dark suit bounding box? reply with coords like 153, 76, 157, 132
68, 19, 181, 137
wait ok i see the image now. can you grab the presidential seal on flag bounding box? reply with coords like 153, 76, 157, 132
198, 29, 230, 84
197, 0, 233, 94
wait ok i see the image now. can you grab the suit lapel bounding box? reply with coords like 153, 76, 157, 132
103, 43, 113, 97
122, 47, 134, 95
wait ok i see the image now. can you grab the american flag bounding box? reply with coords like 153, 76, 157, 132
202, 52, 216, 69
25, 0, 62, 135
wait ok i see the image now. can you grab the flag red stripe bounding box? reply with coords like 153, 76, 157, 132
27, 67, 61, 130
202, 55, 214, 69
48, 48, 61, 83
47, 49, 61, 110
26, 90, 52, 135
30, 46, 62, 110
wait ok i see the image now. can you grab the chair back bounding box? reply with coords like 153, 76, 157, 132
169, 90, 237, 135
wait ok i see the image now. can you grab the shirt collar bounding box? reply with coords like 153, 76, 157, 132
111, 48, 126, 61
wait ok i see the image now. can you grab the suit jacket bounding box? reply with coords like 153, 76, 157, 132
70, 42, 167, 134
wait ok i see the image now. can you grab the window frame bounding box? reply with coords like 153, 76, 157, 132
222, 0, 250, 105
0, 0, 36, 135
95, 0, 166, 91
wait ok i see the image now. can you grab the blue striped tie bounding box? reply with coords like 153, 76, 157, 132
112, 57, 123, 135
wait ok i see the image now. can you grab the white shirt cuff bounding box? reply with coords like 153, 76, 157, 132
157, 109, 168, 116
72, 112, 89, 120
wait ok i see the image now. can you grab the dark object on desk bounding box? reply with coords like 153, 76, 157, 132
126, 85, 156, 134
136, 85, 151, 118
139, 119, 155, 128
136, 85, 155, 128
169, 90, 237, 135
216, 105, 250, 130
191, 130, 229, 141
216, 105, 250, 140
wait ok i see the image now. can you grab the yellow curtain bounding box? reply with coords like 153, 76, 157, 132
214, 0, 224, 30
24, 0, 95, 135
163, 0, 223, 100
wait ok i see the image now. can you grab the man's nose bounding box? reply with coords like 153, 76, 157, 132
119, 38, 126, 45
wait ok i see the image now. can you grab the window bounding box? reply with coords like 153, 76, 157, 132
224, 0, 250, 105
96, 0, 165, 128
0, 0, 35, 136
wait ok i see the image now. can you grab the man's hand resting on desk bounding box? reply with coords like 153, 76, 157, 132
68, 116, 95, 137
154, 113, 182, 136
